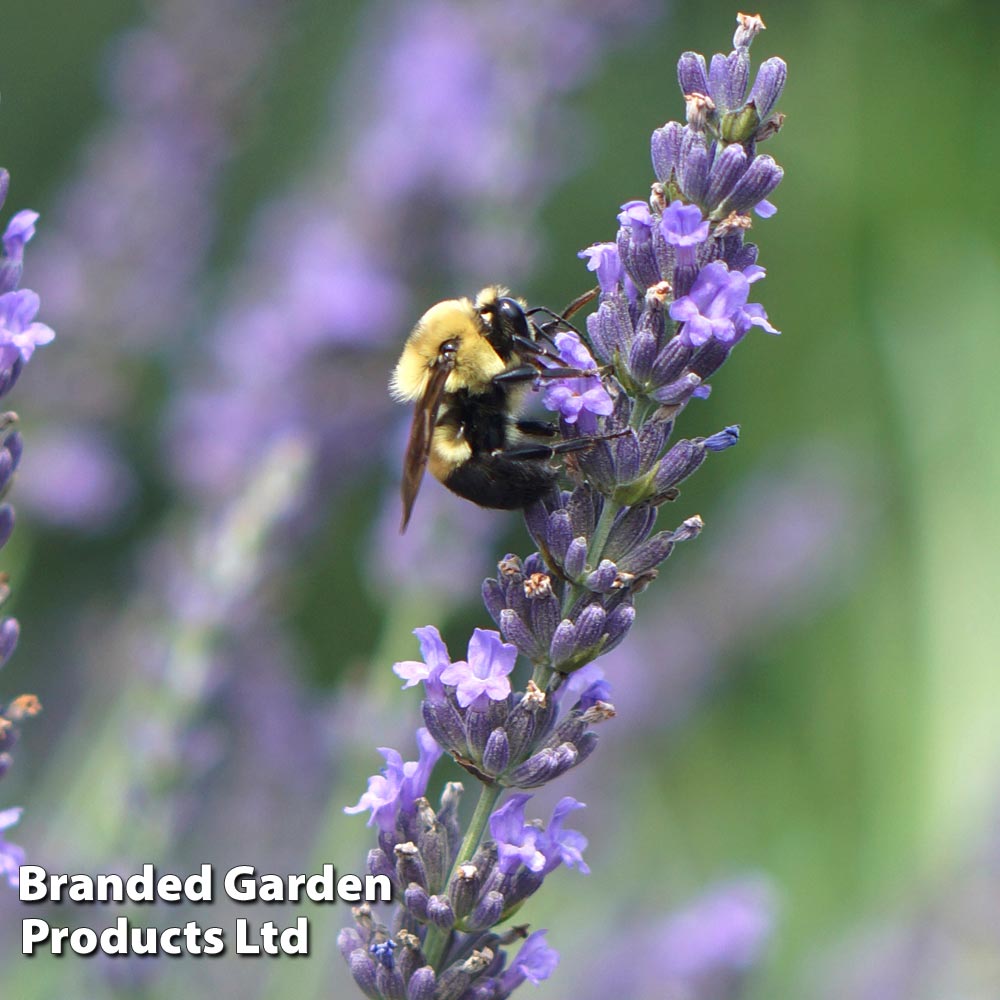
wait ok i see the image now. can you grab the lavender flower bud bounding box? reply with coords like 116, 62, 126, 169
611, 431, 642, 484
426, 894, 455, 930
705, 143, 749, 209
406, 967, 437, 1000
436, 950, 494, 1000
651, 336, 693, 388
563, 536, 588, 579
348, 948, 380, 999
677, 130, 709, 203
749, 56, 787, 122
719, 154, 783, 215
376, 963, 405, 1000
655, 439, 708, 492
394, 842, 427, 892
367, 848, 395, 884
651, 121, 683, 183
673, 514, 705, 542
651, 372, 704, 405
603, 603, 636, 652
709, 50, 748, 112
481, 728, 510, 777
481, 578, 506, 626
503, 683, 553, 764
548, 619, 578, 668
619, 531, 675, 575
437, 781, 463, 846
584, 560, 619, 594
574, 603, 608, 650
677, 51, 710, 98
449, 863, 482, 921
604, 504, 657, 563
465, 708, 494, 761
338, 927, 365, 963
508, 743, 579, 788
498, 608, 542, 662
395, 935, 424, 987
467, 890, 505, 932
422, 700, 467, 759
414, 808, 450, 894
404, 883, 429, 921
0, 618, 19, 668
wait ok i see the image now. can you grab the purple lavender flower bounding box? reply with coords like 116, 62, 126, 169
0, 290, 54, 386
669, 261, 778, 347
344, 728, 443, 834
499, 930, 560, 990
661, 199, 710, 264
439, 628, 517, 710
537, 797, 590, 875
578, 242, 624, 295
393, 625, 452, 700
0, 807, 24, 888
617, 199, 655, 242
542, 331, 614, 431
491, 794, 546, 874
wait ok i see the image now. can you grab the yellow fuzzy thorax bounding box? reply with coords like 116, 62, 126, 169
390, 293, 510, 403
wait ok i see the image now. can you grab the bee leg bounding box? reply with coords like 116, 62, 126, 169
493, 364, 601, 385
515, 419, 559, 438
511, 334, 567, 365
527, 286, 598, 325
495, 437, 604, 462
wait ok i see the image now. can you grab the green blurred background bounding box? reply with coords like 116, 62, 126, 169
1, 1, 998, 997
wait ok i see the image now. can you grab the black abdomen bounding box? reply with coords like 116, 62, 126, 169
444, 454, 557, 510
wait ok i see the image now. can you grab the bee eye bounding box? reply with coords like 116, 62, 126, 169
496, 297, 530, 340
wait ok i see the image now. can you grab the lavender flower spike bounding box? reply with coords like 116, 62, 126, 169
344, 13, 787, 996
0, 173, 54, 880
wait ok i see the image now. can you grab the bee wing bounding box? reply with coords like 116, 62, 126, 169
400, 360, 453, 532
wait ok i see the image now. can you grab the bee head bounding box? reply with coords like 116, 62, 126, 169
478, 294, 531, 361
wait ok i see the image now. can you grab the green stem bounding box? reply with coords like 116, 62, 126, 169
556, 394, 658, 635
423, 781, 504, 970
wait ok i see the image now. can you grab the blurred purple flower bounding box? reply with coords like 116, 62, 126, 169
371, 443, 505, 607
0, 290, 54, 369
656, 877, 778, 979
14, 429, 134, 529
0, 807, 24, 888
22, 0, 298, 527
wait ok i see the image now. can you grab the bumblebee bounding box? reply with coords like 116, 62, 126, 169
390, 285, 600, 531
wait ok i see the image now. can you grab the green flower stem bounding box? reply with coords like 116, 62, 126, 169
423, 781, 505, 970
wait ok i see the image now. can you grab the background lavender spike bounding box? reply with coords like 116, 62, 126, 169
0, 168, 54, 884
21, 0, 300, 528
